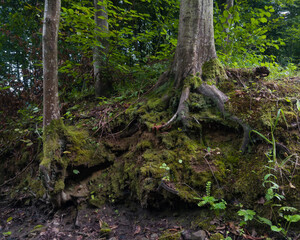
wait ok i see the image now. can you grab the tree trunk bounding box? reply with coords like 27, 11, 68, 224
42, 0, 60, 127
94, 0, 110, 97
224, 0, 234, 44
158, 0, 250, 152
171, 0, 217, 89
41, 0, 66, 208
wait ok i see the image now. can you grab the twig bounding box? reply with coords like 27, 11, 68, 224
204, 155, 220, 189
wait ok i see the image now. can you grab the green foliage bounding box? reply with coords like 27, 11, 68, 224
214, 0, 300, 72
160, 163, 170, 181
195, 181, 227, 216
237, 209, 256, 226
237, 109, 299, 238
237, 207, 300, 237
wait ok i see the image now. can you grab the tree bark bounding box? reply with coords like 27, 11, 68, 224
224, 0, 234, 44
43, 0, 61, 127
41, 0, 64, 208
94, 0, 110, 97
171, 0, 217, 89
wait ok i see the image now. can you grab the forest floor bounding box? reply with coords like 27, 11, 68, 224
0, 185, 274, 240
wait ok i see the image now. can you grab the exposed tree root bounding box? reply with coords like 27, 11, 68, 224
159, 86, 190, 129
157, 82, 252, 153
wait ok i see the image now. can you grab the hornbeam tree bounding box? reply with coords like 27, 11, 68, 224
157, 0, 250, 152
42, 0, 60, 126
40, 0, 65, 207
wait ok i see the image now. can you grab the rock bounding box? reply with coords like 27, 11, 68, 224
181, 230, 192, 240
192, 230, 206, 240
108, 237, 117, 240
182, 230, 206, 240
150, 233, 159, 240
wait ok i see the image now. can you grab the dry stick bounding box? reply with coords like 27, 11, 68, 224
0, 154, 36, 188
204, 155, 220, 189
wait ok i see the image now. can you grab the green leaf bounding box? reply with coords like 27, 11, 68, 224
279, 206, 298, 213
296, 100, 300, 111
257, 216, 272, 226
238, 209, 256, 221
284, 214, 300, 223
73, 169, 80, 175
260, 17, 268, 23
270, 225, 282, 232
251, 130, 272, 144
2, 232, 12, 236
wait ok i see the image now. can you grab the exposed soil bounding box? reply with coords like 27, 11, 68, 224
0, 187, 264, 240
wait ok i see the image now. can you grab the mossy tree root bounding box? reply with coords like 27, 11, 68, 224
158, 82, 252, 153
158, 86, 190, 130
196, 84, 252, 153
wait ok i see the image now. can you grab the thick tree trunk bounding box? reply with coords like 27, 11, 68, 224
94, 0, 110, 97
171, 0, 217, 89
160, 0, 224, 129
43, 0, 60, 127
158, 0, 250, 152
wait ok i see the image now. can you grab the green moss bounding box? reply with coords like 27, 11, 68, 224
54, 179, 65, 193
40, 118, 115, 204
202, 58, 227, 85
136, 140, 152, 151
210, 233, 224, 240
184, 75, 202, 89
191, 217, 216, 231
100, 221, 111, 235
159, 230, 181, 240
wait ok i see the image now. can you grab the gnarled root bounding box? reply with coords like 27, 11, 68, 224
159, 86, 190, 130
159, 82, 252, 153
196, 84, 252, 153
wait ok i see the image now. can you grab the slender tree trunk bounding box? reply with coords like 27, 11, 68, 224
43, 0, 60, 127
41, 0, 65, 208
94, 0, 110, 97
224, 0, 234, 44
171, 0, 217, 89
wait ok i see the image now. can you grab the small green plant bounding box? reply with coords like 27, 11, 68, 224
160, 163, 170, 181
195, 181, 227, 216
237, 208, 300, 237
239, 109, 299, 238
237, 209, 256, 226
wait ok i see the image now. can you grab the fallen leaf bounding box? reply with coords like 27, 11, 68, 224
134, 225, 141, 235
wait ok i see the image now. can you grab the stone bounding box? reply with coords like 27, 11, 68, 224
192, 230, 206, 240
150, 233, 159, 240
108, 237, 117, 240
